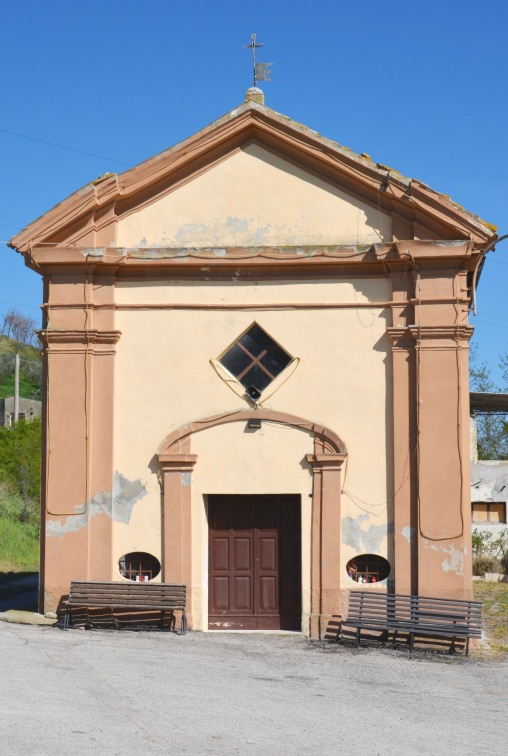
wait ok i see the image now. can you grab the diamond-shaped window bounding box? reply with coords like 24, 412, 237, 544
219, 324, 292, 394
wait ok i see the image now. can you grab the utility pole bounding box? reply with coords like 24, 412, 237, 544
14, 353, 20, 424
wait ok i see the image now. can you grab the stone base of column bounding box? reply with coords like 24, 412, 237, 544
309, 612, 344, 640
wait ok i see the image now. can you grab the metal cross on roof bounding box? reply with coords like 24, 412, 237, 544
244, 33, 272, 88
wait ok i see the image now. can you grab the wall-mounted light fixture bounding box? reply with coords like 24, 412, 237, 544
246, 385, 262, 401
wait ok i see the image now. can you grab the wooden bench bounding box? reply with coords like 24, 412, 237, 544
63, 581, 187, 634
343, 591, 482, 655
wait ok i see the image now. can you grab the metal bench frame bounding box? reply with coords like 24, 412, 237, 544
344, 591, 482, 655
63, 580, 187, 634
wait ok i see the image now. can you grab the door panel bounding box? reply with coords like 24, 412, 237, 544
208, 495, 301, 630
258, 537, 276, 571
212, 538, 229, 571
212, 576, 229, 610
233, 538, 251, 571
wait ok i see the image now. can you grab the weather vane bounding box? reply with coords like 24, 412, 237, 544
244, 33, 272, 88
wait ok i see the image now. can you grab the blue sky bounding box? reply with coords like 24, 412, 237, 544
1, 1, 507, 383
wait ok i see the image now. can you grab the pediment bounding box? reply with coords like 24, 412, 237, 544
117, 143, 391, 248
10, 98, 496, 253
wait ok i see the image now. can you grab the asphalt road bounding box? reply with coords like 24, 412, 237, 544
1, 623, 506, 755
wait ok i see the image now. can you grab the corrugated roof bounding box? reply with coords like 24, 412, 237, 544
470, 392, 508, 414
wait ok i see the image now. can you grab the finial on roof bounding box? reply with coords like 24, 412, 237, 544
246, 87, 264, 105
243, 33, 272, 90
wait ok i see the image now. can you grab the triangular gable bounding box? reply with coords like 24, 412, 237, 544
9, 94, 497, 253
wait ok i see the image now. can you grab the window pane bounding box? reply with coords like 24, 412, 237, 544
472, 503, 488, 523
244, 364, 273, 391
241, 324, 273, 354
489, 503, 506, 524
220, 344, 252, 377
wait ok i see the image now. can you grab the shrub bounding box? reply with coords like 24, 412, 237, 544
473, 556, 501, 577
472, 528, 508, 575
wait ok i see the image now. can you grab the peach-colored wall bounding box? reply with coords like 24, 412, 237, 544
117, 144, 392, 248
111, 277, 393, 628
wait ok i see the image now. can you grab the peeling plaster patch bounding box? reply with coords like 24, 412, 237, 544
226, 216, 249, 234
401, 527, 415, 545
253, 225, 273, 244
174, 223, 210, 245
112, 472, 146, 524
441, 545, 464, 576
342, 514, 392, 553
182, 473, 192, 487
46, 512, 89, 539
363, 522, 393, 553
46, 473, 146, 538
212, 248, 226, 257
342, 514, 369, 549
82, 247, 105, 258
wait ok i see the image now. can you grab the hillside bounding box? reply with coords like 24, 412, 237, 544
0, 336, 42, 400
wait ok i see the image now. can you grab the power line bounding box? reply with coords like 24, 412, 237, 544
489, 258, 508, 267
0, 127, 133, 167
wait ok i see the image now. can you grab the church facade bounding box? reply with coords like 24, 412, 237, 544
9, 89, 496, 637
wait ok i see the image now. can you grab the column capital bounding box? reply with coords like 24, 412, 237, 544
408, 324, 474, 347
39, 329, 122, 354
158, 453, 198, 473
305, 453, 347, 472
386, 326, 414, 351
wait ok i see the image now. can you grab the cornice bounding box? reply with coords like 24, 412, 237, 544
157, 454, 199, 473
305, 453, 348, 472
24, 241, 483, 276
39, 329, 122, 347
408, 325, 474, 344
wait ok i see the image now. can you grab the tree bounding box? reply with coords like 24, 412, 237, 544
470, 345, 508, 460
1, 308, 38, 346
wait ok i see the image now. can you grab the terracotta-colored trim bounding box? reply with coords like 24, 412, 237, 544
408, 325, 475, 344
158, 409, 347, 456
306, 444, 347, 638
387, 323, 417, 595
26, 240, 480, 266
305, 453, 347, 470
402, 264, 474, 599
39, 329, 122, 346
45, 301, 397, 311
160, 453, 197, 625
39, 275, 119, 612
159, 454, 199, 472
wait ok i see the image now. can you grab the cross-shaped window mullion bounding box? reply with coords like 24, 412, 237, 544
236, 342, 275, 382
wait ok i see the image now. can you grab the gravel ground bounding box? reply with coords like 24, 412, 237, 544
1, 623, 507, 756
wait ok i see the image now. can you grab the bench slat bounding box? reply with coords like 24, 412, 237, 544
64, 580, 187, 634
343, 591, 482, 653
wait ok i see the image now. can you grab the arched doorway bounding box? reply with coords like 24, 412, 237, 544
157, 410, 347, 638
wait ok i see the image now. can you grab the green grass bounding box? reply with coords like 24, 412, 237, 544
474, 581, 508, 653
0, 517, 39, 573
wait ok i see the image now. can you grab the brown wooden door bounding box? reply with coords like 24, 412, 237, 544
208, 495, 301, 630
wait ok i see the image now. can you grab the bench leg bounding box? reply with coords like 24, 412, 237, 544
465, 638, 470, 657
63, 608, 71, 630
409, 632, 414, 652
181, 610, 187, 635
355, 627, 360, 648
